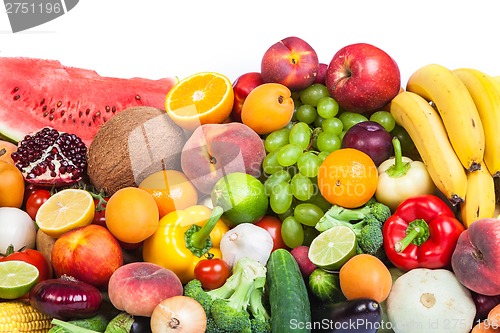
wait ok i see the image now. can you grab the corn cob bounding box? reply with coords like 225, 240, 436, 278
0, 300, 53, 333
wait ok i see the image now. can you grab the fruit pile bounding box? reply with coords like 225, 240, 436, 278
1, 36, 500, 333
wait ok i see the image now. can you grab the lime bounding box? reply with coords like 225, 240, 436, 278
0, 260, 39, 299
308, 225, 357, 271
211, 172, 269, 226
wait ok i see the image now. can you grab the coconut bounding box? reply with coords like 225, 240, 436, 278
87, 106, 187, 196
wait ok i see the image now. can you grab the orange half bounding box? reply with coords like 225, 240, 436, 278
165, 72, 234, 131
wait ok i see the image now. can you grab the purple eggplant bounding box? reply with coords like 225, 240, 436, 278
311, 298, 382, 333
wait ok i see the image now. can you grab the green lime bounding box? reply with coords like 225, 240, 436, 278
211, 172, 269, 226
0, 260, 39, 299
308, 225, 357, 271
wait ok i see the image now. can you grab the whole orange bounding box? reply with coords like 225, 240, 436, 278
139, 170, 198, 219
105, 187, 159, 244
0, 160, 24, 208
339, 254, 392, 303
317, 148, 378, 208
241, 83, 294, 135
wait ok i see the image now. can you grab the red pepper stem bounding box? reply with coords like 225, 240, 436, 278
386, 137, 411, 178
394, 219, 430, 253
191, 205, 224, 249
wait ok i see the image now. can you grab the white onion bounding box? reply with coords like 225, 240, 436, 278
0, 207, 36, 253
150, 295, 207, 333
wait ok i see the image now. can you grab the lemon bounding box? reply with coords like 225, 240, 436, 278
308, 225, 357, 271
211, 172, 268, 226
35, 188, 95, 238
0, 261, 39, 299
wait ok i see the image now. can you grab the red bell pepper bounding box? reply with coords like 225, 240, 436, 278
382, 194, 465, 271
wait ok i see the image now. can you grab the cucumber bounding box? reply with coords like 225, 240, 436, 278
267, 248, 311, 333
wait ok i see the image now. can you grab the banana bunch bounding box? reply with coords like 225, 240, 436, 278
389, 64, 500, 227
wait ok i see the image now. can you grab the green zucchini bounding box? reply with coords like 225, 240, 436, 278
267, 248, 311, 333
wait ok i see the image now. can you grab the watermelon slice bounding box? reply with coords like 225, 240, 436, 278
0, 57, 177, 146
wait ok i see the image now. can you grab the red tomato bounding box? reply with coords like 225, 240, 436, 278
23, 183, 44, 206
255, 215, 289, 251
25, 189, 51, 220
0, 248, 52, 282
194, 258, 230, 290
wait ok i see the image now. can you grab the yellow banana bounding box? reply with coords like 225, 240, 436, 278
453, 68, 500, 177
406, 63, 485, 172
389, 91, 467, 205
460, 164, 496, 228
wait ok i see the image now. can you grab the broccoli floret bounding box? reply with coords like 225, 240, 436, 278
248, 286, 271, 333
206, 317, 230, 333
315, 200, 392, 263
315, 204, 371, 233
185, 257, 269, 333
251, 318, 271, 333
357, 224, 384, 256
211, 298, 252, 332
315, 200, 391, 233
183, 279, 214, 313
367, 201, 392, 223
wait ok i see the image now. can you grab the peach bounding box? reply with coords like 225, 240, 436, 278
261, 36, 319, 92
108, 262, 183, 317
180, 122, 266, 194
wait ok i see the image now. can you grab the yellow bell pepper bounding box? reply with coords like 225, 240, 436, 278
142, 205, 228, 284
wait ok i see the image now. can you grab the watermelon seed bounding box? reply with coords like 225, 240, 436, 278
40, 98, 45, 105
135, 95, 141, 100
57, 101, 62, 108
105, 106, 110, 112
13, 95, 20, 100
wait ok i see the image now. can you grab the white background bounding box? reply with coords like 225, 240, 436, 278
0, 0, 499, 86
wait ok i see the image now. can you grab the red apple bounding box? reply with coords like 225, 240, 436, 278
231, 72, 265, 122
325, 43, 401, 114
261, 36, 319, 91
451, 218, 500, 296
51, 224, 123, 289
314, 63, 328, 85
180, 122, 266, 194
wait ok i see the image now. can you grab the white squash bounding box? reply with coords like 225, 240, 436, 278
0, 207, 37, 253
386, 268, 476, 333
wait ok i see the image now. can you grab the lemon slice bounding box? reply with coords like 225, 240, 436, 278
36, 188, 95, 238
0, 261, 39, 299
308, 225, 357, 271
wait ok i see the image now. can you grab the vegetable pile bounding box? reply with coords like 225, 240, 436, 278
1, 35, 500, 333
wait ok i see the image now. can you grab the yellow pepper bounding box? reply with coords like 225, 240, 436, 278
142, 205, 228, 284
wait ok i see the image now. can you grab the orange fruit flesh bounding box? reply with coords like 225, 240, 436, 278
165, 72, 234, 131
